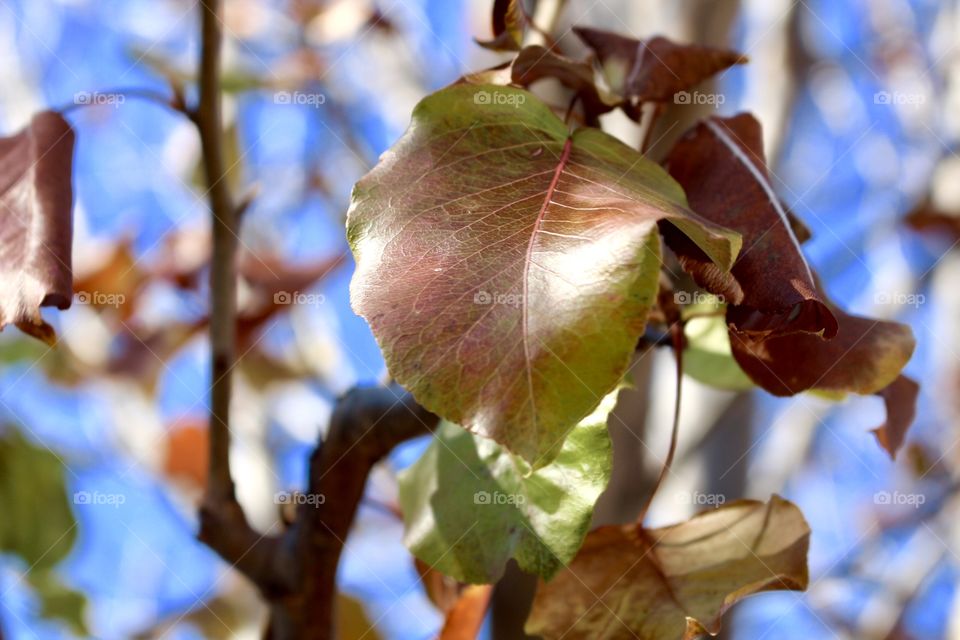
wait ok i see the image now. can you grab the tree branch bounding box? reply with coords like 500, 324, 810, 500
192, 0, 266, 588
188, 5, 439, 638
267, 385, 438, 640
196, 0, 237, 504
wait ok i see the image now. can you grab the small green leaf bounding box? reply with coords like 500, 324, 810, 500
399, 389, 621, 584
683, 313, 753, 391
27, 571, 88, 637
0, 427, 87, 634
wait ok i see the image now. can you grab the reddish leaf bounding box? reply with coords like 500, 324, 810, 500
574, 27, 746, 116
439, 585, 492, 640
664, 114, 838, 338
348, 84, 739, 465
730, 308, 914, 396
872, 375, 919, 458
526, 496, 809, 640
0, 111, 75, 345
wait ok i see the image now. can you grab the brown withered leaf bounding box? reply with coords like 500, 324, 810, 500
872, 375, 920, 458
163, 417, 209, 490
905, 197, 960, 242
664, 114, 837, 338
526, 496, 809, 640
439, 584, 492, 640
730, 306, 916, 457
573, 27, 746, 117
73, 238, 143, 321
462, 45, 620, 120
730, 308, 914, 396
476, 0, 524, 51
0, 111, 75, 345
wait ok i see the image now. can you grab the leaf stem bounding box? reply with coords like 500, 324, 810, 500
637, 320, 684, 525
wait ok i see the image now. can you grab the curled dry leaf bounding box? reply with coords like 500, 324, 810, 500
663, 113, 917, 456
573, 27, 746, 118
663, 114, 837, 338
463, 46, 620, 121
476, 0, 524, 52
526, 496, 810, 640
0, 111, 75, 345
730, 307, 916, 456
348, 84, 739, 466
872, 375, 920, 458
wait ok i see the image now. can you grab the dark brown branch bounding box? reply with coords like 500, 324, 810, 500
267, 385, 438, 640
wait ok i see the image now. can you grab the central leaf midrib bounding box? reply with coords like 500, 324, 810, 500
520, 136, 574, 447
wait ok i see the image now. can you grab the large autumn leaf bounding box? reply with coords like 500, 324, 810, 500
399, 389, 618, 584
663, 114, 837, 338
574, 27, 746, 118
0, 111, 75, 345
526, 496, 809, 640
348, 84, 739, 465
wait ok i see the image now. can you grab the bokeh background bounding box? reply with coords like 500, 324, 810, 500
0, 0, 957, 638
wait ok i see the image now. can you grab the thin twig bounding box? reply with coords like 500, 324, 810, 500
58, 88, 185, 116
195, 0, 238, 504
